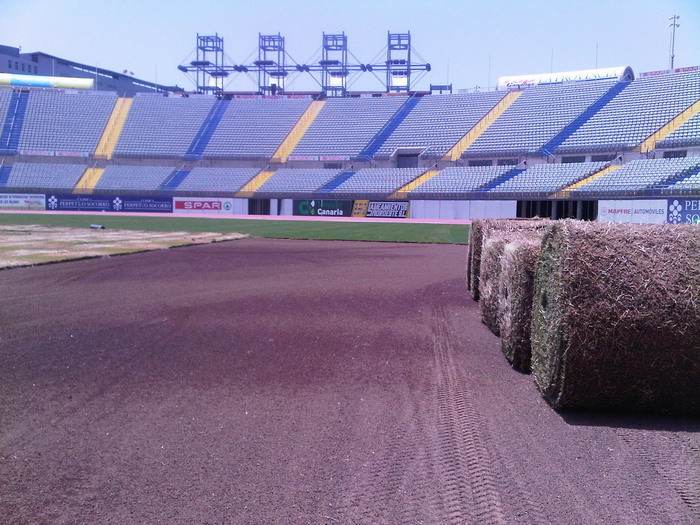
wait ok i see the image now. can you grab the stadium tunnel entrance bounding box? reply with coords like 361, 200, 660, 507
248, 198, 271, 215
517, 200, 597, 220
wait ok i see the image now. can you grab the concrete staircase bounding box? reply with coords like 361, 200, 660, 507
94, 97, 133, 160
442, 91, 522, 161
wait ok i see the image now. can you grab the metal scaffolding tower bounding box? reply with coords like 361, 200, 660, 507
320, 33, 349, 97
256, 33, 287, 95
178, 30, 431, 96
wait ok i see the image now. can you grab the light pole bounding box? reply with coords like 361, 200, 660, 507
669, 15, 680, 70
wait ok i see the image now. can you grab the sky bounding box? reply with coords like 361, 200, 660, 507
1, 0, 699, 93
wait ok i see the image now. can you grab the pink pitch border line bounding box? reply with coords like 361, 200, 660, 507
0, 209, 470, 225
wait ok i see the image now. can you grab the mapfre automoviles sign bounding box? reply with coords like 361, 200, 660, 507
598, 199, 700, 225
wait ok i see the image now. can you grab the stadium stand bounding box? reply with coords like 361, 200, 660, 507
257, 168, 341, 194
175, 167, 258, 193
657, 112, 700, 149
115, 94, 216, 158
463, 81, 615, 157
489, 162, 606, 195
94, 97, 133, 160
0, 89, 13, 129
203, 98, 311, 159
0, 90, 29, 154
16, 90, 116, 156
291, 96, 406, 159
0, 162, 86, 189
1, 67, 700, 208
374, 92, 505, 159
94, 165, 174, 191
409, 166, 513, 197
570, 157, 700, 195
666, 166, 700, 191
325, 168, 424, 195
555, 71, 700, 153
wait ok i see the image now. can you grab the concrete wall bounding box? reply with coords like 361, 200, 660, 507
409, 200, 517, 219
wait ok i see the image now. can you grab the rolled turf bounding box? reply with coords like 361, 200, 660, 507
479, 231, 532, 335
466, 220, 485, 297
468, 219, 550, 301
530, 220, 700, 415
498, 237, 544, 372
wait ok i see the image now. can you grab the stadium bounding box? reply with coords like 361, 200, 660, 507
1, 2, 699, 523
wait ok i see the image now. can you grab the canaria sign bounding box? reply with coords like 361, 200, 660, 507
0, 73, 94, 90
497, 66, 634, 90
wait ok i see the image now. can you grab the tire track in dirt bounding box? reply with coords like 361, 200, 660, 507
339, 369, 444, 524
616, 429, 700, 521
435, 306, 554, 525
432, 310, 505, 524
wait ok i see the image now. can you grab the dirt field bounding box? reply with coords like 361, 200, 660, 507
1, 239, 698, 524
0, 224, 247, 268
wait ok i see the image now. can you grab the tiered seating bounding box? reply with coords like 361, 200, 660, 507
0, 89, 13, 131
115, 94, 216, 158
258, 168, 341, 194
411, 166, 512, 197
203, 98, 311, 159
657, 112, 700, 149
464, 82, 615, 157
328, 168, 423, 194
667, 167, 700, 191
375, 92, 504, 158
491, 162, 605, 194
175, 167, 258, 193
573, 157, 700, 194
291, 96, 406, 159
94, 165, 174, 191
557, 71, 700, 153
0, 162, 85, 189
17, 90, 116, 156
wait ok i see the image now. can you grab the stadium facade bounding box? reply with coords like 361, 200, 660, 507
0, 56, 699, 222
0, 45, 181, 96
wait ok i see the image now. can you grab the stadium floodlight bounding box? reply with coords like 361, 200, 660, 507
669, 15, 680, 70
178, 30, 431, 95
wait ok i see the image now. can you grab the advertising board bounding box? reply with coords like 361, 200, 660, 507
45, 194, 172, 213
173, 197, 235, 214
0, 193, 46, 210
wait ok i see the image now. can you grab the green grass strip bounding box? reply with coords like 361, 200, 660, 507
0, 214, 469, 244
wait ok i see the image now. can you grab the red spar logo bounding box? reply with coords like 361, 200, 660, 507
175, 200, 222, 210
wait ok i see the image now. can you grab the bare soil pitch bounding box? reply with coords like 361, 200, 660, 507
1, 238, 698, 524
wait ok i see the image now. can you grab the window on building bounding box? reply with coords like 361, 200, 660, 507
34, 65, 38, 74
14, 61, 18, 69
562, 156, 586, 163
7, 59, 11, 69
663, 150, 687, 159
21, 63, 25, 72
591, 154, 616, 162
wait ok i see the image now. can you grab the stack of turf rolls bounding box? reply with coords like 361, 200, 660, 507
530, 221, 700, 415
467, 219, 549, 301
497, 236, 545, 372
479, 230, 544, 336
465, 218, 699, 415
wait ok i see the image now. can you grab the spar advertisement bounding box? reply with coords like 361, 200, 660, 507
293, 199, 410, 218
45, 194, 173, 213
598, 199, 700, 224
173, 197, 235, 214
0, 193, 46, 210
